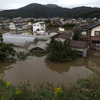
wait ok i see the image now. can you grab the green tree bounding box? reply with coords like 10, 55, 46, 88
46, 39, 77, 62
0, 34, 16, 61
0, 34, 3, 43
73, 29, 81, 40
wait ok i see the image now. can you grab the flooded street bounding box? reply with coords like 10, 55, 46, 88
0, 50, 100, 87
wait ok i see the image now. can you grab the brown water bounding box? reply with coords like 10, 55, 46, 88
0, 50, 100, 87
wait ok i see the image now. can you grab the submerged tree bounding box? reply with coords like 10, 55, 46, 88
46, 39, 77, 62
0, 34, 16, 61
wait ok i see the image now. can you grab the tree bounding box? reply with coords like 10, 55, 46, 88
0, 34, 16, 61
46, 39, 77, 62
73, 29, 81, 40
0, 34, 3, 43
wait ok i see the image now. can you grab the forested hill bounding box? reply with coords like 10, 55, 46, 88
0, 3, 100, 18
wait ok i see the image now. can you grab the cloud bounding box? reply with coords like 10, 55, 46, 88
0, 0, 100, 9
57, 0, 98, 8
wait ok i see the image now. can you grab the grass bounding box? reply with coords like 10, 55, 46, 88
0, 75, 100, 100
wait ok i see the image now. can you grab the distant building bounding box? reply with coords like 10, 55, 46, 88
32, 22, 46, 35
55, 20, 65, 26
9, 22, 16, 30
0, 17, 3, 23
22, 24, 32, 30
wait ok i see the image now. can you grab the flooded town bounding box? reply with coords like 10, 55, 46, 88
0, 16, 100, 87
0, 2, 100, 100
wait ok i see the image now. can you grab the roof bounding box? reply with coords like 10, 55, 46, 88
69, 40, 87, 49
52, 32, 72, 39
89, 23, 100, 30
31, 39, 51, 51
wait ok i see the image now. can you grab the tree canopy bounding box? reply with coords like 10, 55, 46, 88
0, 34, 16, 61
73, 29, 81, 40
46, 39, 77, 62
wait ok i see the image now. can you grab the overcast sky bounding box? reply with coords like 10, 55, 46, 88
0, 0, 99, 10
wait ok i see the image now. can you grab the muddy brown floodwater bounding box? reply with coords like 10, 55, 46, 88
0, 50, 100, 88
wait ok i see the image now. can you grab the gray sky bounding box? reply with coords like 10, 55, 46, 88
0, 0, 99, 10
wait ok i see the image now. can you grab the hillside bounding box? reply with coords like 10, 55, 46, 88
0, 3, 100, 18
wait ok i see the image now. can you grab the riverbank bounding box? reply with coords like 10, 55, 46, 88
0, 75, 100, 100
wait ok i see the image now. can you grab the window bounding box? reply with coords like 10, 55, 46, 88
95, 31, 100, 36
95, 43, 100, 47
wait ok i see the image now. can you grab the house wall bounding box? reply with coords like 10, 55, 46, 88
71, 47, 87, 57
89, 26, 100, 49
91, 26, 100, 36
71, 48, 83, 52
9, 22, 16, 30
33, 22, 46, 32
33, 23, 41, 32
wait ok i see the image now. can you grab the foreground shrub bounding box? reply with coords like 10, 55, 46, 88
0, 76, 100, 100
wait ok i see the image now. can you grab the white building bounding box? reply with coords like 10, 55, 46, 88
9, 22, 16, 30
58, 27, 65, 32
32, 22, 46, 35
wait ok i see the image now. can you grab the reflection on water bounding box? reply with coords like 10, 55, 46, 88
45, 58, 85, 74
0, 62, 13, 76
0, 50, 100, 87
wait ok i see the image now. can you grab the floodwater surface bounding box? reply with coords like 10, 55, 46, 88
0, 50, 100, 87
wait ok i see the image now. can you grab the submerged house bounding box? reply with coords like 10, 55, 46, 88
88, 23, 100, 50
30, 39, 51, 53
52, 32, 88, 57
69, 40, 88, 57
52, 32, 74, 42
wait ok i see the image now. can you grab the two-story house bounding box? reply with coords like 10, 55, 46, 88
88, 23, 100, 50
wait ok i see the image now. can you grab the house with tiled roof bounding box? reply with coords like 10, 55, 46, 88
69, 40, 88, 57
88, 23, 100, 50
52, 32, 88, 57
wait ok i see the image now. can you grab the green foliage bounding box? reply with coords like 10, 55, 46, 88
0, 75, 100, 100
63, 24, 75, 28
0, 43, 16, 61
46, 39, 77, 62
0, 34, 3, 43
0, 34, 16, 61
0, 4, 100, 18
17, 51, 29, 60
73, 29, 81, 40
